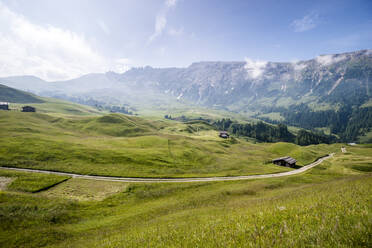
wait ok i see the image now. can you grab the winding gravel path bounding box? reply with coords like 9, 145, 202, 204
0, 153, 334, 183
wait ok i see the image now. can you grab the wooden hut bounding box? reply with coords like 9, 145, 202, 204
272, 156, 297, 168
0, 102, 9, 110
22, 106, 36, 112
219, 131, 230, 139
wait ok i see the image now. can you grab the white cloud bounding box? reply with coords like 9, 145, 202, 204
0, 3, 130, 81
293, 62, 307, 71
316, 54, 347, 66
97, 19, 110, 35
291, 12, 319, 32
148, 0, 178, 43
149, 14, 167, 42
166, 0, 178, 7
244, 58, 267, 79
112, 58, 132, 73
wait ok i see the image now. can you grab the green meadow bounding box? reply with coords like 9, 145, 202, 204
0, 145, 371, 247
0, 103, 371, 247
0, 170, 69, 193
0, 111, 340, 177
8, 98, 104, 117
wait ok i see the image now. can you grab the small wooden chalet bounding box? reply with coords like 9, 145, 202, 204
219, 131, 230, 139
22, 106, 36, 112
272, 156, 297, 168
0, 102, 9, 110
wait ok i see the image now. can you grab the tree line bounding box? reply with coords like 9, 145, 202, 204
213, 118, 336, 146
256, 104, 372, 142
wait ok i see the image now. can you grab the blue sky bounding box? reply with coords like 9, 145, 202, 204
0, 0, 371, 80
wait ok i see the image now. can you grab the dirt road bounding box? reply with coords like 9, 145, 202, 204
0, 154, 334, 183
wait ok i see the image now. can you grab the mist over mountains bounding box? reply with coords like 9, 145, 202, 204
1, 49, 372, 142
2, 49, 371, 109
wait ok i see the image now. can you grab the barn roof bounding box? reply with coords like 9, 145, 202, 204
272, 156, 297, 164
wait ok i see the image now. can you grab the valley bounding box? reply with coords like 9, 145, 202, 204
0, 110, 337, 178
0, 51, 371, 247
2, 50, 372, 142
1, 1, 371, 246
0, 87, 371, 247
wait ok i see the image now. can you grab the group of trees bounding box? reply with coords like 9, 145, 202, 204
342, 107, 372, 141
295, 129, 337, 146
164, 115, 188, 121
257, 103, 372, 142
258, 104, 351, 133
164, 115, 211, 122
214, 119, 294, 142
213, 118, 335, 145
107, 105, 133, 115
164, 104, 372, 144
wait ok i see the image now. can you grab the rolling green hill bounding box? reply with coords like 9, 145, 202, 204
0, 83, 104, 116
8, 98, 105, 116
0, 83, 371, 248
0, 111, 341, 178
0, 84, 44, 103
0, 84, 343, 177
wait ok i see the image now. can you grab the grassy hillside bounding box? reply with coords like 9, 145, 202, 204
0, 83, 104, 116
0, 145, 371, 247
0, 84, 44, 103
0, 111, 341, 178
0, 89, 371, 247
8, 97, 104, 116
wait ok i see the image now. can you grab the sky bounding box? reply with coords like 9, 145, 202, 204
0, 0, 371, 81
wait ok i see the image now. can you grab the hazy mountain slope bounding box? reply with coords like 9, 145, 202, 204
115, 49, 372, 111
113, 49, 372, 142
0, 84, 103, 116
0, 76, 52, 94
1, 49, 371, 141
2, 49, 370, 112
0, 84, 44, 103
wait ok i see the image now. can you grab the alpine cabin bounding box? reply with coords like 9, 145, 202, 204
22, 106, 36, 112
272, 156, 297, 168
0, 102, 9, 110
219, 131, 229, 139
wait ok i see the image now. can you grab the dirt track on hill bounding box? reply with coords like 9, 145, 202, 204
0, 154, 334, 183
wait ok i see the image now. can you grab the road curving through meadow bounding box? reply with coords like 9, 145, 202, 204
0, 153, 334, 183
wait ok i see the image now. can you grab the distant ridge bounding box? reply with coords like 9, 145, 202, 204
0, 84, 44, 103
0, 49, 371, 142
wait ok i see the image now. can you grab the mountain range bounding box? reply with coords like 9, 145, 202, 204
1, 49, 372, 142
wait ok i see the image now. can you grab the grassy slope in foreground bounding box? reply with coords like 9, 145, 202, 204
0, 111, 342, 177
0, 145, 371, 247
0, 170, 69, 193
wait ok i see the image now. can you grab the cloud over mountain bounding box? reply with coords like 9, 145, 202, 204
244, 58, 267, 79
